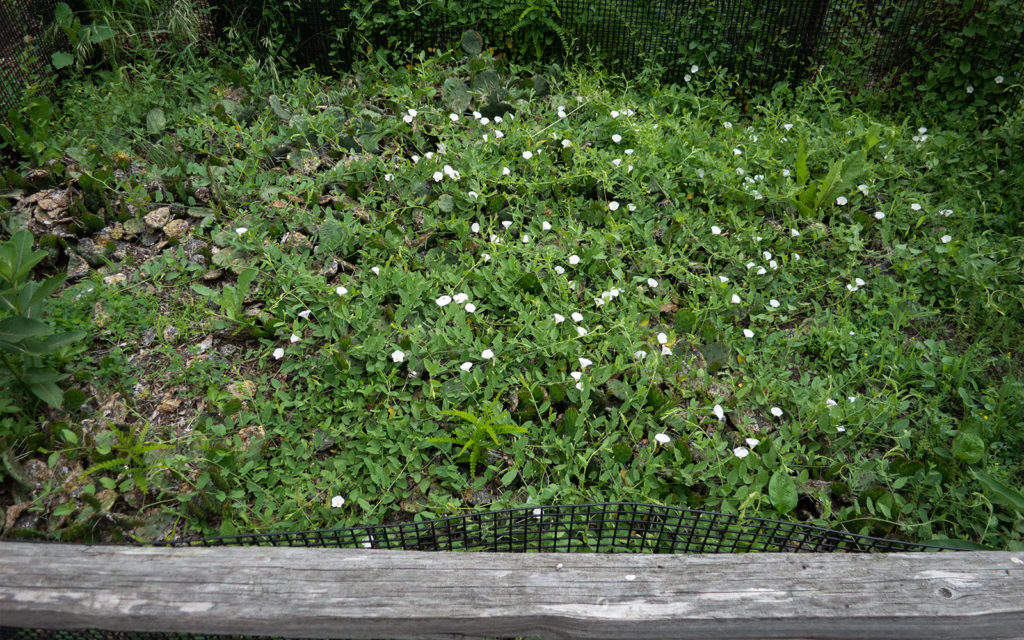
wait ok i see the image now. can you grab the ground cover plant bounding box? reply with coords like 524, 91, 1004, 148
1, 34, 1023, 549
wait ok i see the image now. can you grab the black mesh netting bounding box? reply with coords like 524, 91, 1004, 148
0, 503, 955, 640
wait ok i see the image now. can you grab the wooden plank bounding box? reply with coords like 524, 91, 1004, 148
1, 542, 1023, 639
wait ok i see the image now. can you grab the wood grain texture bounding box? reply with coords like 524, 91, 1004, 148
2, 542, 1023, 639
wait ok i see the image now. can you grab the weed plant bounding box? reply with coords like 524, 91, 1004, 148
0, 41, 1022, 548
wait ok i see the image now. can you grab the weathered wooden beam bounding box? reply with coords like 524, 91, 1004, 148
1, 542, 1023, 639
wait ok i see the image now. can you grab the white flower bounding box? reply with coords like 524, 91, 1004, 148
336, 286, 348, 296
782, 168, 791, 177
719, 275, 729, 283
917, 126, 927, 134
407, 108, 417, 117
403, 114, 413, 124
836, 196, 848, 205
464, 302, 476, 313
769, 260, 778, 270
472, 110, 481, 119
654, 433, 671, 444
391, 349, 405, 363
460, 361, 473, 372
711, 225, 722, 235
576, 326, 588, 337
554, 313, 565, 323
763, 251, 772, 261
468, 191, 478, 199
555, 266, 565, 275
610, 110, 620, 118
995, 75, 1004, 84
522, 235, 530, 244
732, 148, 742, 156
289, 333, 301, 343
966, 85, 974, 94
770, 406, 783, 417
575, 382, 584, 391
790, 228, 800, 237
661, 345, 672, 356
502, 166, 511, 176
482, 253, 491, 262
569, 254, 581, 265
608, 201, 620, 211
733, 447, 750, 459
690, 64, 699, 73
371, 267, 380, 275
502, 220, 512, 229
627, 202, 636, 210
480, 117, 490, 125
745, 437, 760, 448
792, 253, 801, 261
522, 151, 534, 160
769, 299, 780, 308
855, 277, 866, 287
435, 295, 452, 307
783, 123, 793, 131
731, 294, 741, 304
756, 267, 767, 276
941, 234, 952, 244
494, 130, 504, 139
836, 426, 846, 433
449, 113, 459, 122
481, 349, 494, 360
453, 293, 469, 304
874, 211, 885, 220
634, 350, 647, 360
331, 495, 345, 508
235, 227, 248, 235
708, 406, 724, 424
433, 171, 443, 182
542, 221, 552, 231
471, 222, 480, 233
612, 158, 622, 166
298, 310, 311, 319
911, 203, 922, 211
743, 328, 754, 338
273, 347, 285, 360
495, 116, 502, 123
826, 398, 838, 407
657, 332, 668, 345
579, 357, 593, 368
411, 155, 419, 163
595, 297, 606, 308
612, 134, 622, 143
384, 173, 394, 182
571, 311, 584, 322
562, 139, 571, 147
570, 371, 583, 381
724, 121, 733, 129
848, 396, 857, 403
939, 209, 954, 217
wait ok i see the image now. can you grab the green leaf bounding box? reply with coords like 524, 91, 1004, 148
268, 95, 292, 121
0, 316, 53, 343
51, 51, 75, 70
146, 107, 166, 134
795, 139, 809, 186
768, 469, 798, 514
461, 29, 483, 56
28, 381, 65, 407
437, 194, 454, 213
87, 24, 115, 44
972, 470, 1024, 514
0, 229, 47, 284
952, 429, 985, 463
190, 283, 218, 298
25, 273, 65, 309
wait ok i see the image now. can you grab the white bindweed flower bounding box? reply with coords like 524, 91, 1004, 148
575, 382, 584, 391
612, 134, 622, 143
733, 447, 750, 459
403, 114, 413, 124
612, 158, 622, 166
542, 221, 552, 231
731, 294, 741, 304
298, 310, 311, 319
608, 201, 620, 211
331, 495, 345, 508
391, 349, 404, 363
691, 64, 699, 73
502, 166, 511, 176
471, 222, 480, 233
826, 398, 838, 407
874, 211, 885, 220
732, 148, 742, 156
562, 139, 571, 147
770, 407, 783, 417
453, 293, 469, 304
273, 347, 285, 360
480, 117, 490, 125
940, 209, 954, 217
627, 202, 636, 210
579, 357, 593, 368
941, 234, 952, 244
502, 220, 512, 229
790, 228, 800, 237
468, 191, 478, 199
464, 303, 477, 313
661, 345, 672, 356
569, 254, 581, 265
449, 113, 459, 122
482, 253, 491, 262
610, 110, 620, 118
235, 227, 248, 235
570, 371, 583, 381
472, 111, 481, 119
743, 328, 754, 338
756, 267, 767, 276
647, 278, 658, 288
336, 286, 348, 296
719, 275, 729, 283
911, 203, 922, 211
554, 313, 565, 323
633, 350, 647, 361
411, 155, 419, 163
371, 267, 380, 275
713, 404, 725, 421
763, 251, 772, 261
855, 278, 866, 287
290, 333, 301, 343
460, 361, 473, 372
848, 396, 857, 402
384, 173, 394, 182
657, 332, 668, 345
435, 295, 452, 307
724, 121, 733, 129
481, 349, 494, 360
858, 184, 869, 195
836, 196, 848, 205
571, 312, 584, 323
782, 168, 791, 177
495, 130, 504, 139
966, 85, 974, 94
792, 253, 801, 261
769, 299, 780, 308
711, 225, 722, 235
433, 171, 443, 182
555, 266, 565, 275
654, 433, 671, 444
522, 235, 530, 244
522, 151, 533, 160
769, 260, 778, 270
783, 123, 793, 131
836, 425, 846, 433
495, 116, 502, 123
576, 326, 588, 337
745, 437, 760, 448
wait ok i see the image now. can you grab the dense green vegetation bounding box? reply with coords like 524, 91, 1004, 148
1, 3, 1022, 549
